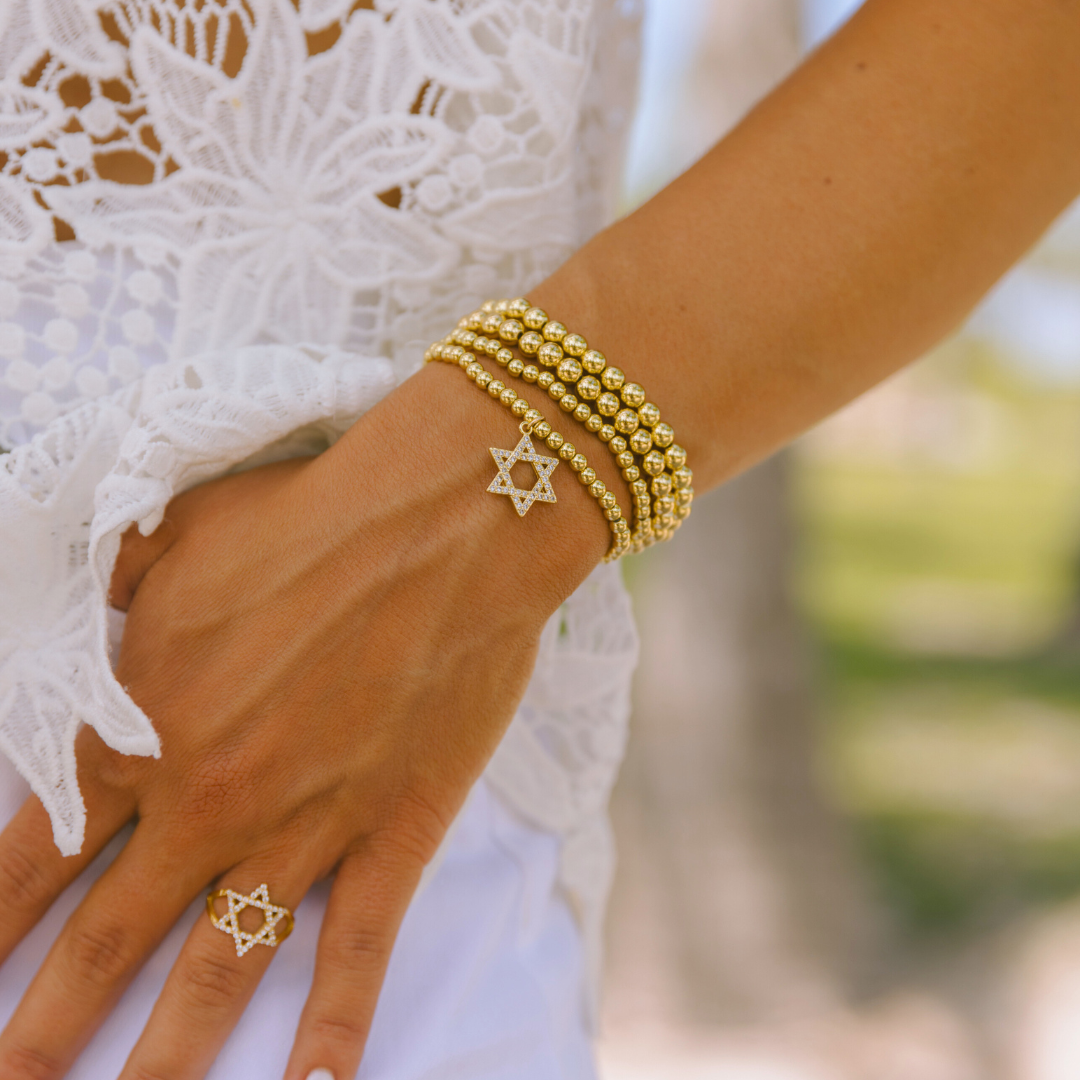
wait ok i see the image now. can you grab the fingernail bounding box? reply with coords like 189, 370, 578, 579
306, 1070, 334, 1080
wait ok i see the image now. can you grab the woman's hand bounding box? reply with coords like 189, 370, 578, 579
0, 361, 611, 1080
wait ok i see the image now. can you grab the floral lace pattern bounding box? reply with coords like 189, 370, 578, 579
0, 0, 643, 1012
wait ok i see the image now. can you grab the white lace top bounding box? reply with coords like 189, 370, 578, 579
0, 0, 641, 999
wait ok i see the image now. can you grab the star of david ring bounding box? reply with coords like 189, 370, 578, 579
206, 883, 295, 957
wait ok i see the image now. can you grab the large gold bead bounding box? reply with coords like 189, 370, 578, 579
571, 453, 588, 472
548, 381, 567, 400
559, 394, 578, 412
562, 333, 588, 357
507, 358, 525, 377
534, 420, 552, 438
559, 443, 577, 461
508, 297, 531, 317
614, 408, 640, 435
498, 319, 523, 342
543, 321, 567, 343
638, 402, 661, 428
585, 411, 603, 431
493, 299, 510, 314
630, 429, 653, 454
590, 479, 607, 499
475, 370, 492, 388
621, 382, 646, 408
597, 392, 620, 417
575, 403, 593, 424
651, 474, 673, 497
577, 375, 601, 400
665, 445, 687, 470
523, 365, 540, 383
622, 465, 640, 482
600, 366, 625, 391
537, 371, 556, 389
523, 307, 548, 330
673, 467, 693, 489
557, 357, 583, 383
642, 450, 665, 476
519, 331, 544, 355
546, 432, 565, 450
599, 424, 616, 442
487, 379, 505, 396
652, 422, 674, 448
600, 491, 617, 510
466, 312, 484, 330
538, 342, 564, 367
500, 388, 518, 407
582, 349, 606, 374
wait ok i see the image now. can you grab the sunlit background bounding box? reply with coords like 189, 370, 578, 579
601, 2, 1080, 1078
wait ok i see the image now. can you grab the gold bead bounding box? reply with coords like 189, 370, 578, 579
459, 351, 475, 368
482, 313, 504, 334
652, 422, 674, 449
508, 297, 531, 317
575, 403, 593, 424
621, 382, 645, 408
676, 487, 694, 507
643, 450, 665, 476
585, 411, 603, 431
600, 491, 617, 510
577, 375, 601, 400
563, 333, 588, 357
495, 348, 513, 366
630, 479, 648, 496
538, 371, 556, 389
483, 338, 500, 357
511, 397, 530, 417
524, 409, 543, 427
424, 344, 437, 362
548, 381, 567, 400
466, 361, 483, 379
500, 387, 518, 407
455, 329, 477, 346
614, 518, 630, 534
559, 394, 578, 412
538, 342, 564, 367
676, 505, 692, 520
630, 428, 653, 454
523, 365, 540, 383
665, 445, 687, 470
523, 307, 548, 330
571, 453, 588, 472
475, 370, 493, 388
597, 392, 620, 417
543, 321, 567, 343
557, 357, 583, 383
582, 349, 606, 374
488, 379, 505, 396
673, 467, 693, 489
498, 319, 523, 342
559, 443, 577, 461
547, 431, 564, 450
609, 435, 628, 454
507, 358, 525, 377
622, 465, 640, 482
466, 312, 484, 329
520, 331, 544, 355
481, 300, 497, 313
614, 408, 640, 435
493, 299, 510, 313
655, 494, 675, 513
599, 424, 616, 442
534, 420, 552, 438
615, 450, 634, 468
605, 507, 623, 522
601, 366, 625, 391
589, 479, 607, 499
652, 474, 673, 497
638, 402, 660, 427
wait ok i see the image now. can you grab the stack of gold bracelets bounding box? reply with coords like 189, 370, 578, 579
425, 297, 693, 562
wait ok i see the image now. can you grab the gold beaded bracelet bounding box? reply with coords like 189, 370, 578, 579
448, 298, 693, 554
423, 342, 632, 561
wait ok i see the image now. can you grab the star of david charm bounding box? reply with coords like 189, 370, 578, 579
488, 432, 559, 516
206, 883, 295, 957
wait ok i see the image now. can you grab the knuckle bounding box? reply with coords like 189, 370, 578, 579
64, 920, 137, 987
325, 923, 390, 975
0, 1041, 64, 1080
176, 952, 248, 1014
309, 1012, 370, 1048
0, 845, 56, 914
124, 1066, 172, 1080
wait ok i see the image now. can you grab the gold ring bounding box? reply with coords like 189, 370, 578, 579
206, 883, 294, 957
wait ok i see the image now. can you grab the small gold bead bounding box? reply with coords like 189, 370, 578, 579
524, 409, 543, 427
475, 370, 493, 388
538, 371, 556, 389
559, 394, 578, 412
424, 345, 437, 362
511, 398, 530, 417
456, 329, 477, 346
676, 505, 692, 520
488, 379, 505, 396
523, 365, 540, 383
615, 450, 634, 468
630, 428, 654, 454
562, 333, 588, 357
597, 392, 620, 417
498, 319, 523, 342
673, 467, 693, 489
571, 454, 588, 472
621, 382, 645, 408
652, 474, 673, 497
458, 351, 475, 368
538, 342, 564, 367
676, 487, 694, 507
500, 387, 518, 406
557, 357, 583, 383
481, 300, 497, 313
482, 313, 504, 334
523, 307, 548, 330
600, 491, 617, 510
599, 424, 616, 442
466, 312, 484, 330
559, 442, 577, 461
609, 435, 628, 454
614, 518, 630, 534
543, 321, 567, 343
548, 381, 567, 400
655, 495, 676, 515
534, 420, 552, 438
622, 465, 640, 482
577, 375, 601, 400
643, 451, 666, 476
466, 361, 483, 379
507, 298, 530, 317
495, 348, 513, 367
605, 507, 623, 522
589, 479, 607, 499
652, 422, 674, 449
600, 366, 625, 391
614, 408, 640, 435
631, 479, 648, 496
665, 445, 687, 470
507, 358, 525, 377
519, 331, 544, 355
575, 403, 593, 424
582, 349, 606, 374
638, 402, 660, 427
493, 299, 510, 314
547, 432, 565, 450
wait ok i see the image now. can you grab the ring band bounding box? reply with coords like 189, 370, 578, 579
206, 883, 294, 957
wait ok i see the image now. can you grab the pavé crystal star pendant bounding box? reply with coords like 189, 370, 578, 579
488, 427, 559, 516
206, 883, 294, 957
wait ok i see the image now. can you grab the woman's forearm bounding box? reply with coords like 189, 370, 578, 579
532, 0, 1080, 491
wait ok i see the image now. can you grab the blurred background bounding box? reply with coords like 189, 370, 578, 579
599, 3, 1080, 1078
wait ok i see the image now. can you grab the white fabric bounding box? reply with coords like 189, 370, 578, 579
0, 0, 644, 1060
